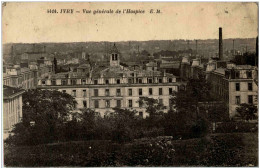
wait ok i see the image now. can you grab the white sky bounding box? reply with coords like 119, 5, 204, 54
2, 2, 258, 43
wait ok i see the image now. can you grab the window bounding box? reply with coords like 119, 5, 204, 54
115, 54, 118, 60
235, 83, 240, 91
247, 71, 252, 78
139, 100, 142, 107
94, 100, 99, 108
62, 80, 66, 85
72, 90, 76, 97
105, 89, 110, 96
235, 96, 240, 105
105, 100, 110, 108
159, 88, 163, 95
112, 54, 114, 60
117, 79, 120, 84
158, 78, 162, 83
169, 88, 173, 95
51, 80, 56, 85
148, 78, 153, 83
248, 95, 253, 104
149, 88, 153, 95
117, 100, 121, 107
169, 78, 172, 83
94, 80, 98, 85
139, 88, 142, 96
235, 71, 240, 78
248, 83, 253, 91
42, 80, 46, 85
82, 79, 86, 85
159, 99, 163, 105
116, 89, 121, 96
62, 90, 66, 93
83, 90, 87, 97
138, 78, 142, 84
128, 79, 132, 84
83, 100, 87, 108
139, 112, 143, 117
106, 80, 109, 84
94, 89, 99, 96
129, 100, 132, 108
128, 89, 132, 96
72, 79, 77, 85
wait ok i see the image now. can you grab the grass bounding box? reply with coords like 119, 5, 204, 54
4, 133, 258, 167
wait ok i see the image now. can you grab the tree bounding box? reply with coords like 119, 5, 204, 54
236, 103, 257, 122
138, 97, 166, 117
6, 89, 77, 145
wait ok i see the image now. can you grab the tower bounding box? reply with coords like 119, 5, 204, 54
219, 27, 223, 60
110, 43, 120, 67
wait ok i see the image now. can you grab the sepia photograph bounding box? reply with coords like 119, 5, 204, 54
1, 2, 259, 167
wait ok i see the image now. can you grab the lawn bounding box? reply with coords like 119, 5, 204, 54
4, 133, 258, 167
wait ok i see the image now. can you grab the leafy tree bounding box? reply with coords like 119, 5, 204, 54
138, 97, 166, 117
236, 103, 257, 122
6, 89, 77, 145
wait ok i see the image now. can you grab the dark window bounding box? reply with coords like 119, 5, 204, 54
128, 79, 132, 84
51, 80, 56, 85
83, 100, 87, 108
248, 95, 253, 104
62, 90, 66, 93
169, 78, 172, 83
129, 100, 132, 108
82, 79, 86, 85
158, 78, 162, 83
94, 100, 99, 108
117, 100, 121, 107
139, 112, 143, 117
248, 83, 253, 91
235, 96, 240, 105
138, 78, 142, 84
235, 83, 240, 91
62, 80, 66, 85
42, 80, 46, 85
148, 78, 153, 83
94, 89, 99, 96
159, 99, 163, 105
139, 88, 142, 96
159, 88, 163, 95
169, 88, 173, 95
105, 100, 110, 108
117, 79, 120, 84
116, 89, 121, 96
149, 88, 153, 95
139, 100, 142, 107
235, 71, 240, 78
72, 90, 76, 97
83, 90, 87, 97
105, 89, 110, 96
247, 71, 252, 78
128, 89, 132, 96
72, 79, 77, 85
115, 54, 118, 60
94, 80, 98, 85
106, 80, 109, 84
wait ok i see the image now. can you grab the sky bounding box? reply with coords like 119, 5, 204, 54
2, 2, 259, 44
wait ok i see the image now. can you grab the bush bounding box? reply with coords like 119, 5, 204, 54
216, 122, 258, 133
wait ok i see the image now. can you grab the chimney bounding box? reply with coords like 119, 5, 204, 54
256, 36, 258, 66
44, 46, 46, 53
195, 40, 198, 55
233, 40, 235, 56
219, 27, 223, 60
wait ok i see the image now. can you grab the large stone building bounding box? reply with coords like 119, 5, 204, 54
37, 44, 184, 117
3, 85, 25, 138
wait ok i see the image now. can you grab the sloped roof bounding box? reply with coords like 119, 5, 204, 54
110, 43, 119, 54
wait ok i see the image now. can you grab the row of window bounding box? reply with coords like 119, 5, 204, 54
235, 95, 254, 105
64, 88, 176, 97
46, 77, 175, 85
235, 82, 253, 91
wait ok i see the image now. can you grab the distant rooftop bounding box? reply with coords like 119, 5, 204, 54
3, 85, 24, 99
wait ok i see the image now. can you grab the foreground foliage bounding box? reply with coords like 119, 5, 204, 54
4, 133, 258, 167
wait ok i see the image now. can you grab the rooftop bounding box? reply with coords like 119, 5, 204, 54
3, 85, 25, 99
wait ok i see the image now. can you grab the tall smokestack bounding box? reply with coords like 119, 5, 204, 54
196, 40, 198, 55
219, 27, 223, 60
233, 40, 235, 56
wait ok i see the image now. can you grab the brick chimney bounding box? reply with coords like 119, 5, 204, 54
219, 27, 223, 60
